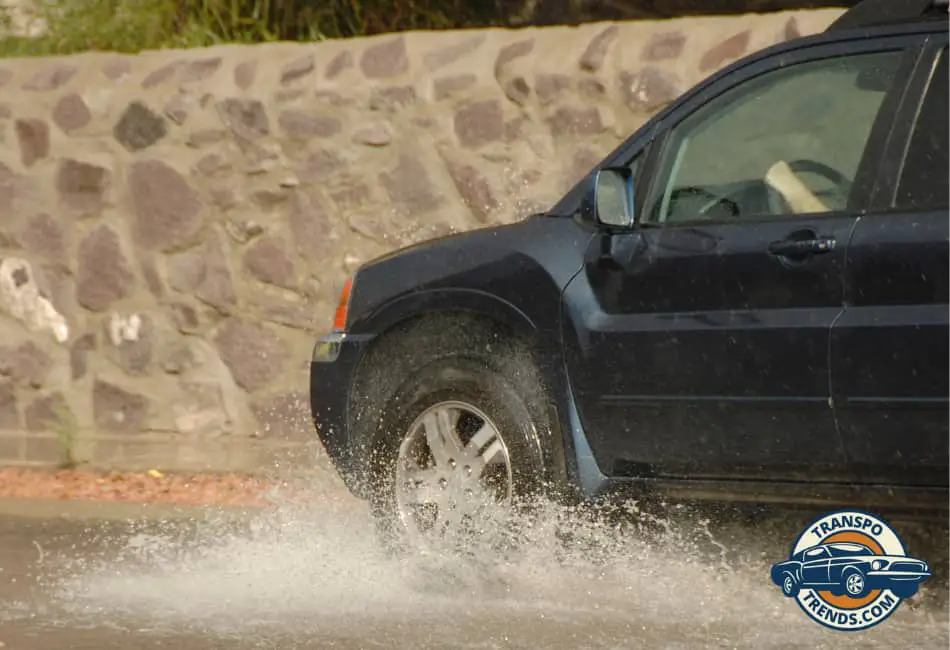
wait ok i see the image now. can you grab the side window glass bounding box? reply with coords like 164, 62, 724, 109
643, 50, 904, 225
628, 150, 644, 211
628, 151, 643, 182
895, 47, 948, 210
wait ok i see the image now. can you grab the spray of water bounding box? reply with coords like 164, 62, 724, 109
17, 483, 944, 649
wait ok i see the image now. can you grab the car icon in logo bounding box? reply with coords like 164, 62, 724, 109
771, 541, 931, 599
770, 509, 932, 631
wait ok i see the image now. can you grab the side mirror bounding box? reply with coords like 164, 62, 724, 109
576, 166, 636, 230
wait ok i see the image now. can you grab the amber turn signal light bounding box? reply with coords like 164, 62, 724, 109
333, 278, 353, 332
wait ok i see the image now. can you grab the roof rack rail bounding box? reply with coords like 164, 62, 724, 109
826, 0, 948, 32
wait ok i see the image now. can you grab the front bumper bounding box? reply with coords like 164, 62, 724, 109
309, 331, 374, 496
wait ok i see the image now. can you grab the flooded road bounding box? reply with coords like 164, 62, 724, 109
1, 493, 947, 649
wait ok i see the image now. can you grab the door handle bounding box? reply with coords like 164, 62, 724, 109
768, 236, 836, 258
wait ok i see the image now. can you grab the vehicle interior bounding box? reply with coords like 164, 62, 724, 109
644, 48, 904, 224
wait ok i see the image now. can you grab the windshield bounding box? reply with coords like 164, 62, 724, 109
826, 543, 875, 557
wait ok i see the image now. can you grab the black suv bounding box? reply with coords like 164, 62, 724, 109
310, 0, 949, 546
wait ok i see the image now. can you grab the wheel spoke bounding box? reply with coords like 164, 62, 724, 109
396, 401, 515, 544
466, 422, 496, 453
464, 423, 506, 473
438, 408, 464, 454
422, 409, 463, 466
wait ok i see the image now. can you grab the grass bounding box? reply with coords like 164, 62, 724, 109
0, 0, 518, 57
50, 399, 82, 469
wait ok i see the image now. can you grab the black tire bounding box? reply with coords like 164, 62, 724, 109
368, 344, 553, 556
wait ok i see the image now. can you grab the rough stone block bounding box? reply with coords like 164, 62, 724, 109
129, 159, 205, 252
454, 99, 504, 148
113, 102, 167, 152
243, 236, 296, 289
24, 392, 72, 432
92, 379, 150, 433
15, 118, 49, 168
22, 64, 77, 91
360, 37, 408, 78
212, 319, 289, 392
52, 93, 92, 133
56, 158, 110, 216
76, 225, 135, 312
579, 25, 618, 72
700, 30, 751, 72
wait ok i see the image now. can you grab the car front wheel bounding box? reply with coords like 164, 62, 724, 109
369, 348, 553, 555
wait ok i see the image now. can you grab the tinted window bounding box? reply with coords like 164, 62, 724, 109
895, 47, 949, 210
643, 50, 904, 225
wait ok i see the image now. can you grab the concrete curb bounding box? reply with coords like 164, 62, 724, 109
0, 497, 264, 521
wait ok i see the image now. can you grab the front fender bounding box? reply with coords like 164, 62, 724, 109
355, 288, 540, 343
336, 215, 594, 498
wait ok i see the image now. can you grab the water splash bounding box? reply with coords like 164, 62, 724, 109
31, 488, 947, 648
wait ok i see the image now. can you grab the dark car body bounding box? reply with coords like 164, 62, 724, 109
310, 3, 949, 515
770, 542, 931, 593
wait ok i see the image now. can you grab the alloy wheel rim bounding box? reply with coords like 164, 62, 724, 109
394, 400, 514, 544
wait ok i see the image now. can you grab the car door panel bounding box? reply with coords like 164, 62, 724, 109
562, 39, 918, 485
563, 216, 855, 481
832, 41, 950, 488
833, 219, 949, 487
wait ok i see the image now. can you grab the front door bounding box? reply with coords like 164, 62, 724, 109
562, 39, 917, 484
831, 41, 949, 489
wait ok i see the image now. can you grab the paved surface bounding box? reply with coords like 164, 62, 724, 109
0, 497, 947, 649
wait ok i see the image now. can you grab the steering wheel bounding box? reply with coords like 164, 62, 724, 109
771, 159, 854, 212
665, 186, 741, 221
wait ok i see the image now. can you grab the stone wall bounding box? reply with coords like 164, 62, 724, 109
0, 8, 843, 474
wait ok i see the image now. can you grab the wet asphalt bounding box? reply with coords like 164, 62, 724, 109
0, 498, 947, 650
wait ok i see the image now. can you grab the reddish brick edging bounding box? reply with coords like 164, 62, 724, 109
0, 467, 293, 508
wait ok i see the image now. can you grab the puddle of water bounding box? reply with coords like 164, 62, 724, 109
24, 488, 947, 649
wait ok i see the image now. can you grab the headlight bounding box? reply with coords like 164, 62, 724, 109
871, 559, 888, 571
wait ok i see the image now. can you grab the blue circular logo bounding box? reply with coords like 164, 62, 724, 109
769, 509, 931, 631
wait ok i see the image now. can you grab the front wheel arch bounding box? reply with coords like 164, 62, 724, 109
351, 289, 541, 343
346, 310, 567, 499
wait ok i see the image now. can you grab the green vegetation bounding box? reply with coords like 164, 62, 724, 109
50, 399, 83, 469
0, 0, 843, 57
0, 0, 527, 57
